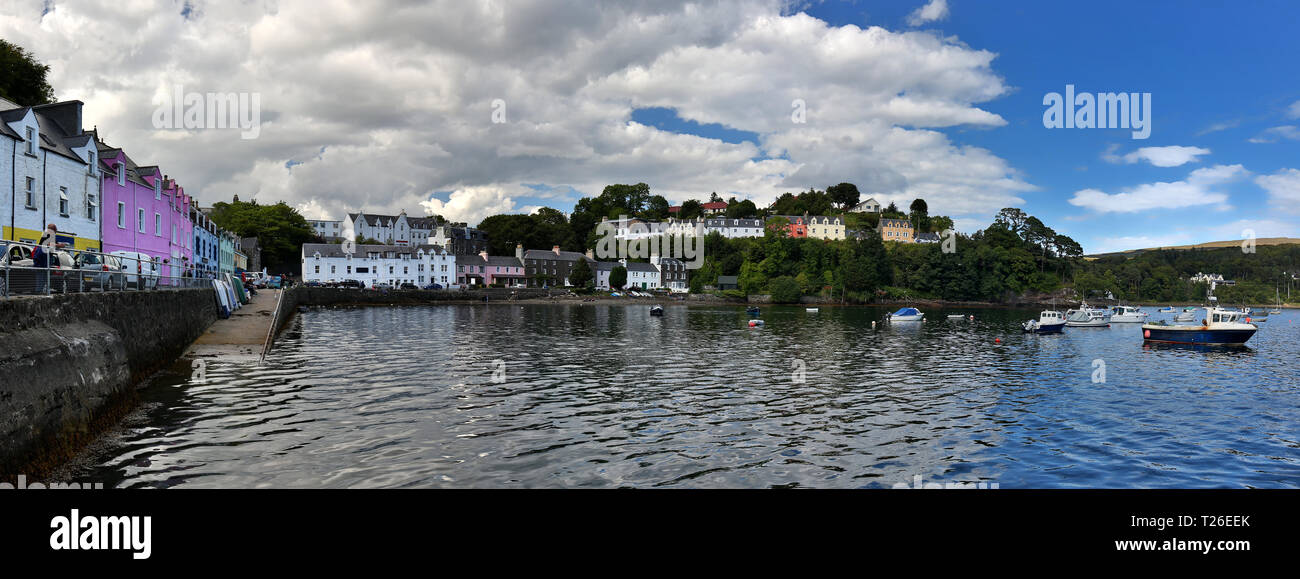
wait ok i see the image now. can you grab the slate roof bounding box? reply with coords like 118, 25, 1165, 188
624, 261, 659, 273
522, 248, 588, 262
303, 243, 447, 258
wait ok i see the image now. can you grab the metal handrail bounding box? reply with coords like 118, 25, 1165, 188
1, 238, 233, 297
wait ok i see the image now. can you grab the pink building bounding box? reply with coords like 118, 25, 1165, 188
455, 251, 527, 286
96, 137, 193, 280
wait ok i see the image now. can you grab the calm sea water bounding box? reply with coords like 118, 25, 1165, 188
67, 304, 1300, 488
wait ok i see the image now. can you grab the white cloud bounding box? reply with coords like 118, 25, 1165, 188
1255, 168, 1300, 213
2, 0, 1026, 230
1288, 100, 1300, 119
1248, 125, 1300, 143
907, 0, 950, 26
1106, 145, 1211, 167
1068, 164, 1246, 213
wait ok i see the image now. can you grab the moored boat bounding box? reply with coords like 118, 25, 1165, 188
886, 307, 925, 322
1022, 310, 1066, 334
650, 305, 664, 316
1065, 309, 1109, 327
746, 306, 761, 316
1173, 307, 1197, 322
1109, 305, 1148, 323
1158, 306, 1175, 313
1141, 307, 1257, 345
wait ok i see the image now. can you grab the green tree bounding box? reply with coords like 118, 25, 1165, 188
569, 258, 593, 288
0, 40, 55, 106
643, 195, 671, 220
679, 199, 704, 219
609, 265, 627, 289
827, 182, 861, 210
768, 276, 802, 303
209, 199, 315, 272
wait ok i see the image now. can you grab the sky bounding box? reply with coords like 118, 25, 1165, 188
4, 0, 1298, 254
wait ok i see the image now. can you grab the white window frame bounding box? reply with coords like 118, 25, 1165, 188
155, 213, 162, 236
117, 202, 126, 228
138, 208, 146, 233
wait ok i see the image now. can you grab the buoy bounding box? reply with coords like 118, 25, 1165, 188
871, 321, 876, 329
994, 338, 1001, 344
1144, 329, 1151, 338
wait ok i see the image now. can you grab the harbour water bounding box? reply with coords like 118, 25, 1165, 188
64, 305, 1300, 488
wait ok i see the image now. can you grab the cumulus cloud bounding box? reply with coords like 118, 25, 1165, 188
1255, 168, 1300, 213
1068, 164, 1246, 213
907, 0, 950, 26
2, 0, 1026, 228
1288, 100, 1300, 119
1105, 145, 1211, 167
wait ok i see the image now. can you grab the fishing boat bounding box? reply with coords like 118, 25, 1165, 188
1109, 305, 1148, 323
746, 306, 761, 316
650, 305, 664, 316
1065, 309, 1109, 327
1022, 310, 1066, 334
886, 307, 925, 322
1142, 307, 1258, 345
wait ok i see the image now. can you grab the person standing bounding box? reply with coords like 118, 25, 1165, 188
33, 223, 62, 293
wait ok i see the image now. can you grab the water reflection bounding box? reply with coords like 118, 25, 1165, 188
64, 305, 1300, 488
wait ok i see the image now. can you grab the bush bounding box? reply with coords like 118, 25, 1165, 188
768, 276, 802, 304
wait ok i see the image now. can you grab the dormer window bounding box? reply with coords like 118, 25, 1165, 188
155, 179, 161, 199
87, 151, 96, 174
25, 127, 35, 155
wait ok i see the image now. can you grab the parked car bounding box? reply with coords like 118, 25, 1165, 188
305, 280, 323, 287
74, 252, 125, 291
421, 283, 443, 290
110, 251, 161, 289
0, 243, 33, 295
372, 283, 392, 290
399, 282, 418, 290
336, 279, 363, 289
265, 276, 281, 289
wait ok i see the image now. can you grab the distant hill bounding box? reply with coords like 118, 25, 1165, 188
1085, 237, 1300, 259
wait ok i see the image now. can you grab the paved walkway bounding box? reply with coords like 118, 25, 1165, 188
187, 288, 281, 359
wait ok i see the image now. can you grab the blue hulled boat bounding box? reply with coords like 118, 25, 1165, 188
887, 307, 925, 322
1141, 307, 1257, 345
1022, 310, 1066, 334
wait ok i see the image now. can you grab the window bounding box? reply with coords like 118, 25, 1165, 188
116, 162, 125, 186
117, 202, 126, 228
59, 188, 69, 216
331, 265, 336, 273
155, 179, 161, 200
138, 208, 145, 233
88, 193, 97, 221
155, 213, 162, 236
24, 177, 35, 208
172, 224, 177, 244
314, 265, 320, 273
25, 127, 35, 155
88, 151, 96, 174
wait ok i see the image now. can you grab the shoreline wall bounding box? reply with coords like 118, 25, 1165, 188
0, 289, 218, 474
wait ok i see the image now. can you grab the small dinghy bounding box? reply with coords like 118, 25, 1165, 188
946, 314, 968, 320
806, 307, 819, 313
746, 306, 761, 316
748, 319, 764, 327
650, 305, 664, 316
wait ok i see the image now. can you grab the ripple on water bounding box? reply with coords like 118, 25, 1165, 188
61, 305, 1300, 488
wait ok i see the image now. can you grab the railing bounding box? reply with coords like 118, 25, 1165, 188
2, 239, 220, 298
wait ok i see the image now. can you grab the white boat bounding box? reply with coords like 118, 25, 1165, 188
1023, 311, 1066, 334
1173, 307, 1197, 322
886, 307, 925, 322
1065, 308, 1109, 327
806, 308, 819, 313
946, 314, 968, 320
1158, 306, 1176, 313
1109, 305, 1148, 323
1270, 287, 1282, 315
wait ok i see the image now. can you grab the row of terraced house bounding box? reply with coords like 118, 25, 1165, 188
300, 240, 690, 291
1, 97, 250, 277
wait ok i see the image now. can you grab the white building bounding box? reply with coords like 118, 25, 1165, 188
301, 242, 455, 288
308, 219, 344, 240
850, 198, 882, 213
606, 217, 764, 240
1, 99, 101, 250
622, 259, 660, 290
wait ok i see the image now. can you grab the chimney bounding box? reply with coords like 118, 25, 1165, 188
552, 245, 560, 256
515, 244, 524, 261
586, 249, 594, 259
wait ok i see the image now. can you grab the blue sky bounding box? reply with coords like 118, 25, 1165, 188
471, 0, 1300, 253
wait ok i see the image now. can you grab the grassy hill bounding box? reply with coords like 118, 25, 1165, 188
1085, 237, 1300, 259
